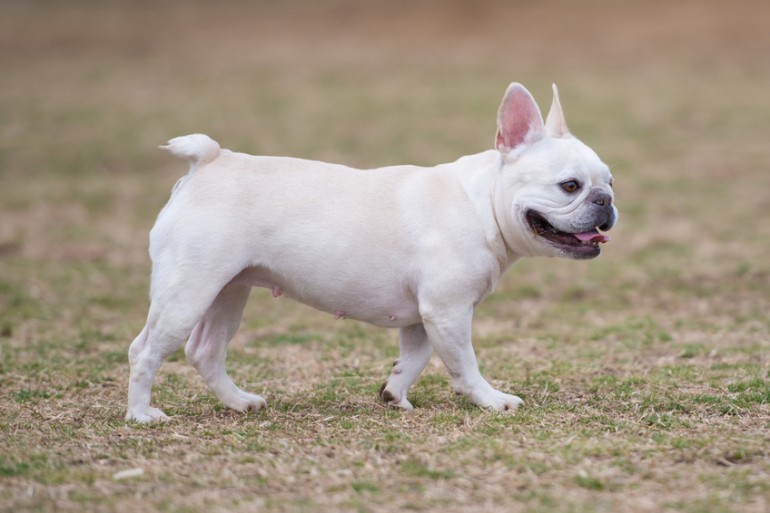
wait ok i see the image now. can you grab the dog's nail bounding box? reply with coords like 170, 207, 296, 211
380, 388, 398, 404
271, 286, 282, 298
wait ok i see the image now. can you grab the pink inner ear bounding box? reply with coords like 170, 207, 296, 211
496, 86, 544, 152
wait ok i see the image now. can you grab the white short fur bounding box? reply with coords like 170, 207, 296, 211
126, 83, 617, 422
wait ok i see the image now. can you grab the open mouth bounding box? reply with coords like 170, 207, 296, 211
526, 210, 610, 259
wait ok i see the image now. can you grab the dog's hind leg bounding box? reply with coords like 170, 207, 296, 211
127, 309, 207, 422
126, 324, 165, 422
126, 274, 229, 423
185, 281, 266, 413
379, 323, 433, 409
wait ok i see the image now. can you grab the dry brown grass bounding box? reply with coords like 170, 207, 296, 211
1, 1, 769, 512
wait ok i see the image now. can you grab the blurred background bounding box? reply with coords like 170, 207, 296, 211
2, 0, 768, 337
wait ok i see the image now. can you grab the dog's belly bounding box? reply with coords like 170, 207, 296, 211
232, 266, 422, 328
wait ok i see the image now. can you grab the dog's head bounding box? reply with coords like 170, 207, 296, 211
495, 83, 617, 260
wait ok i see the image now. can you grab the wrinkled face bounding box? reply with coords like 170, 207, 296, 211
494, 83, 618, 260
507, 137, 618, 260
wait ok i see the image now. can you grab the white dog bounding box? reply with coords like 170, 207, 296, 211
126, 83, 616, 422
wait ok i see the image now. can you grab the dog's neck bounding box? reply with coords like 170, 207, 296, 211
447, 150, 523, 273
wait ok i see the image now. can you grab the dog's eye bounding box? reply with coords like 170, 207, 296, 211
560, 180, 581, 193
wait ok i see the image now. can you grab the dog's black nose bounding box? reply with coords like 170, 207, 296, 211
587, 188, 612, 207
598, 208, 617, 232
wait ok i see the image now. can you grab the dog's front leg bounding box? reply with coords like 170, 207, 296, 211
421, 304, 523, 411
380, 323, 433, 409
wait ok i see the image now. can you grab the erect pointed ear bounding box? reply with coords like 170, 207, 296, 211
495, 83, 545, 154
545, 83, 570, 138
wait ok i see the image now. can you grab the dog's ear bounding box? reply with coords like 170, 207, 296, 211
495, 83, 545, 154
545, 83, 570, 138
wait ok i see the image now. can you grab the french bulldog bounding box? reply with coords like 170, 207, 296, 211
126, 83, 617, 422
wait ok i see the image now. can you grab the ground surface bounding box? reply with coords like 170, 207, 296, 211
1, 1, 769, 512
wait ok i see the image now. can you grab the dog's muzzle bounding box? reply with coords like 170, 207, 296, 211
585, 188, 616, 231
526, 205, 615, 260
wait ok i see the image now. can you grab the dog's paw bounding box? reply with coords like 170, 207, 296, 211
379, 382, 414, 410
383, 394, 415, 410
126, 406, 169, 423
223, 391, 267, 413
468, 388, 524, 411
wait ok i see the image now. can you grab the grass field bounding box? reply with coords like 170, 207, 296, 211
1, 1, 769, 512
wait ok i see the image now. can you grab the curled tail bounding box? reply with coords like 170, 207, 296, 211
160, 134, 221, 167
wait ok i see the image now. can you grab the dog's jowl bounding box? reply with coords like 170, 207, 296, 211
126, 83, 617, 422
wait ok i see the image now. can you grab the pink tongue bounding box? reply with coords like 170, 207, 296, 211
574, 231, 610, 243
